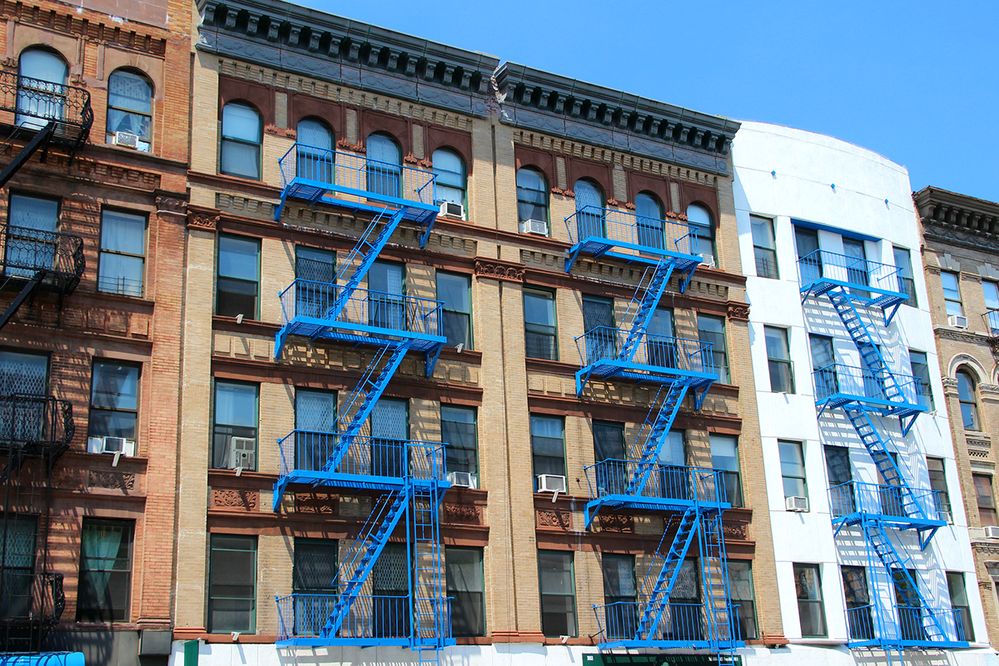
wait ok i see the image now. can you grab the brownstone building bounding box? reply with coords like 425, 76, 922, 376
0, 0, 190, 664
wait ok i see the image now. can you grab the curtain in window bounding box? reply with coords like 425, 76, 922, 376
81, 521, 124, 614
17, 49, 67, 127
0, 517, 36, 619
107, 70, 152, 141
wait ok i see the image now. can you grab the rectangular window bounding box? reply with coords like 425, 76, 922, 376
893, 246, 917, 307
985, 280, 999, 335
974, 473, 997, 525
947, 571, 975, 642
908, 350, 934, 410
728, 561, 758, 640
697, 314, 729, 383
765, 326, 795, 393
795, 227, 821, 284
441, 405, 478, 478
211, 380, 258, 470
524, 288, 557, 360
711, 434, 742, 507
841, 566, 873, 640
98, 209, 146, 297
809, 334, 837, 397
602, 554, 637, 639
793, 563, 827, 637
293, 538, 338, 593
295, 246, 336, 282
368, 261, 405, 329
293, 246, 336, 318
927, 457, 951, 521
941, 271, 963, 317
208, 534, 256, 633
751, 215, 778, 279
538, 550, 577, 637
88, 360, 140, 450
842, 238, 870, 298
0, 515, 36, 619
531, 414, 565, 488
77, 518, 134, 622
437, 272, 472, 348
216, 235, 260, 318
593, 420, 626, 462
372, 543, 410, 638
371, 398, 409, 478
6, 193, 59, 279
779, 440, 807, 501
447, 546, 485, 637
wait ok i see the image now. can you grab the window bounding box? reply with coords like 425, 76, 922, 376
687, 204, 715, 266
296, 246, 335, 282
296, 117, 334, 183
825, 445, 853, 515
697, 314, 729, 382
211, 381, 258, 470
572, 178, 605, 242
974, 473, 997, 525
795, 227, 821, 284
765, 326, 794, 393
106, 69, 152, 151
441, 405, 477, 478
841, 566, 873, 640
711, 434, 742, 506
947, 571, 975, 642
523, 288, 557, 360
751, 215, 778, 279
98, 209, 146, 296
368, 260, 405, 329
984, 281, 999, 335
635, 192, 665, 250
582, 295, 615, 363
728, 561, 758, 640
602, 554, 637, 639
433, 148, 466, 211
437, 272, 472, 348
927, 457, 951, 520
893, 246, 917, 307
810, 334, 836, 397
956, 370, 980, 430
294, 246, 336, 318
293, 538, 337, 594
941, 271, 963, 317
77, 518, 134, 621
779, 440, 807, 501
216, 235, 260, 318
0, 516, 36, 619
17, 48, 67, 128
647, 308, 676, 368
793, 563, 827, 637
371, 543, 410, 638
447, 546, 485, 637
531, 415, 565, 488
908, 350, 934, 410
295, 387, 337, 434
516, 168, 549, 232
366, 133, 402, 198
893, 570, 925, 642
842, 238, 870, 297
538, 550, 576, 637
219, 102, 262, 179
208, 535, 256, 633
371, 398, 408, 478
593, 421, 626, 462
88, 360, 140, 446
7, 193, 59, 279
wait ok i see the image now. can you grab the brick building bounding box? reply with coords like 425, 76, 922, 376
173, 0, 781, 664
0, 0, 191, 665
916, 186, 999, 649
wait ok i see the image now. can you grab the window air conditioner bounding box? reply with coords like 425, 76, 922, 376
112, 131, 139, 149
519, 219, 548, 236
229, 437, 256, 470
87, 436, 135, 457
439, 201, 465, 219
984, 525, 999, 539
947, 314, 969, 329
447, 471, 477, 489
785, 496, 809, 512
537, 474, 567, 494
701, 256, 716, 268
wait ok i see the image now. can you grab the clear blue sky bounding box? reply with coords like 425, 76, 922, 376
299, 1, 998, 201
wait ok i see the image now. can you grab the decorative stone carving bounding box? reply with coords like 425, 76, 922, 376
294, 492, 339, 514
211, 489, 259, 511
187, 212, 220, 231
722, 520, 748, 540
727, 302, 751, 321
87, 470, 136, 491
536, 508, 572, 530
442, 503, 481, 525
264, 124, 296, 138
155, 195, 188, 216
598, 513, 634, 533
403, 153, 419, 165
474, 258, 525, 283
336, 138, 365, 153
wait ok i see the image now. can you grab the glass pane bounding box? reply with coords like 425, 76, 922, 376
222, 103, 261, 142
574, 180, 603, 210
582, 296, 614, 331
295, 389, 337, 432
99, 253, 144, 296
710, 435, 739, 472
372, 398, 407, 440
0, 351, 48, 395
601, 554, 636, 597
295, 246, 335, 282
432, 149, 465, 189
214, 382, 257, 428
91, 361, 139, 410
523, 291, 554, 326
101, 211, 146, 256
108, 71, 152, 114
538, 551, 573, 594
437, 273, 470, 312
750, 215, 775, 249
88, 410, 137, 439
220, 141, 260, 179
764, 327, 789, 360
517, 168, 548, 223
367, 133, 401, 165
779, 441, 805, 478
446, 547, 483, 593
658, 430, 685, 466
9, 194, 57, 233
985, 281, 999, 310
218, 236, 259, 281
592, 421, 625, 461
296, 118, 332, 149
293, 538, 337, 592
369, 261, 404, 295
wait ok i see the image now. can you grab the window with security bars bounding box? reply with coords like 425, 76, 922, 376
523, 288, 557, 360
601, 554, 636, 639
530, 414, 565, 489
446, 546, 484, 636
77, 518, 134, 621
294, 246, 335, 319
538, 550, 576, 637
7, 193, 59, 279
436, 272, 472, 348
765, 326, 794, 393
728, 561, 757, 639
372, 543, 409, 638
0, 351, 48, 444
0, 515, 37, 620
371, 398, 408, 478
751, 215, 778, 278
294, 388, 337, 470
793, 563, 827, 637
98, 210, 146, 297
441, 405, 477, 477
208, 534, 256, 633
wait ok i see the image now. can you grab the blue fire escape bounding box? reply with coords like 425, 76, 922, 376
565, 207, 741, 660
271, 143, 453, 656
800, 249, 969, 658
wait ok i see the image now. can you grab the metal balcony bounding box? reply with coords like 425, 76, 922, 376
593, 601, 742, 649
798, 249, 908, 312
0, 70, 92, 149
564, 206, 702, 274
813, 364, 928, 419
0, 226, 84, 294
846, 603, 968, 649
584, 460, 729, 520
276, 143, 438, 224
575, 327, 717, 390
828, 481, 946, 531
0, 395, 74, 457
0, 571, 65, 652
984, 308, 999, 337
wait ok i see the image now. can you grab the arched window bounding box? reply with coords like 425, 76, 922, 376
106, 69, 153, 151
220, 102, 262, 180
687, 203, 716, 266
574, 178, 605, 240
516, 167, 548, 233
17, 47, 68, 128
432, 148, 466, 214
956, 369, 980, 431
635, 191, 665, 250
296, 117, 333, 183
366, 132, 402, 198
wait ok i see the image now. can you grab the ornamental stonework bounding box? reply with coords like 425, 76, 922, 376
474, 258, 525, 283
294, 492, 339, 514
536, 508, 572, 530
87, 470, 136, 491
598, 513, 634, 533
442, 503, 481, 525
211, 489, 259, 511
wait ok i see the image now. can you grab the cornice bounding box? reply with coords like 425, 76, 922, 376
196, 0, 499, 117
496, 62, 739, 176
916, 186, 999, 249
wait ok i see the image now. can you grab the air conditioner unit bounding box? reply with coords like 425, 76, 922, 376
947, 314, 969, 329
537, 474, 567, 494
984, 525, 999, 539
112, 131, 139, 149
701, 256, 716, 268
439, 201, 465, 219
229, 437, 256, 470
87, 436, 135, 457
448, 471, 477, 488
785, 496, 809, 512
519, 219, 548, 236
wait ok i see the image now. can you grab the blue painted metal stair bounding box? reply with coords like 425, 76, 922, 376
624, 382, 690, 496
636, 508, 699, 640
618, 261, 676, 361
700, 511, 737, 652
410, 483, 451, 651
328, 207, 408, 320
321, 489, 409, 638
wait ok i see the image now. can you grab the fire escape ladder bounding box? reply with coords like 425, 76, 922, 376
410, 483, 449, 651
700, 510, 737, 654
618, 260, 676, 362
0, 120, 55, 188
635, 508, 699, 640
624, 382, 690, 496
328, 207, 407, 321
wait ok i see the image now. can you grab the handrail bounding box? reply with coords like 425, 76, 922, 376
0, 570, 65, 627
797, 249, 905, 295
584, 459, 728, 504
0, 70, 93, 141
828, 480, 944, 522
983, 308, 999, 337
277, 430, 447, 481
0, 225, 85, 290
564, 205, 699, 256
575, 326, 716, 375
0, 394, 74, 451
813, 363, 925, 406
592, 601, 742, 643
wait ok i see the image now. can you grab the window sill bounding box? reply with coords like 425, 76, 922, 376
91, 290, 154, 307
